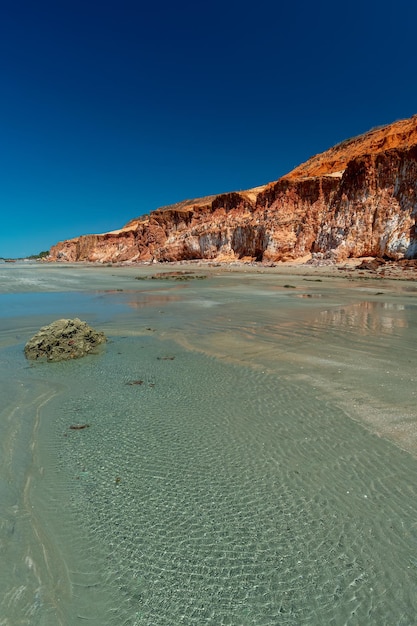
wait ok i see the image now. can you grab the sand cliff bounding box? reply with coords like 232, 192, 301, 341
49, 115, 417, 263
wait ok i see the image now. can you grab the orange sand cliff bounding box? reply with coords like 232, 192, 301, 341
49, 115, 417, 263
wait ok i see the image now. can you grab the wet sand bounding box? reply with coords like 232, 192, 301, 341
1, 261, 417, 624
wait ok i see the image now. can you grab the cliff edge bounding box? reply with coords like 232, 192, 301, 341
49, 115, 417, 263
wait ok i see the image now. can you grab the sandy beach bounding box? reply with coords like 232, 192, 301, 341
56, 254, 417, 282
1, 261, 417, 624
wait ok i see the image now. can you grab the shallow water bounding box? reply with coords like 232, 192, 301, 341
1, 263, 417, 624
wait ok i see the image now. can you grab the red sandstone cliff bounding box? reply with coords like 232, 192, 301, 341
49, 115, 417, 263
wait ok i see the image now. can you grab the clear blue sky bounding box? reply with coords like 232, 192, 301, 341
1, 0, 417, 258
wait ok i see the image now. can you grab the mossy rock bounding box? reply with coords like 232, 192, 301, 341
24, 318, 106, 362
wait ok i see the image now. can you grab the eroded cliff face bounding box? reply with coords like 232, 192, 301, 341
49, 115, 417, 263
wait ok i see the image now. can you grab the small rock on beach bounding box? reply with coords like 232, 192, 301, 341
24, 318, 106, 362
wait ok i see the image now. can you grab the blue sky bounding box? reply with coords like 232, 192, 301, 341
1, 0, 417, 258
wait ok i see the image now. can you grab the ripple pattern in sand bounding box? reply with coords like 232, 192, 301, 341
32, 336, 417, 625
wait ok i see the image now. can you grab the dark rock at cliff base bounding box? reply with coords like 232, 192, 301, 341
356, 258, 386, 271
24, 318, 107, 362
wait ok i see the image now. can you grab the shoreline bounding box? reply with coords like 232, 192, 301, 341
35, 256, 417, 283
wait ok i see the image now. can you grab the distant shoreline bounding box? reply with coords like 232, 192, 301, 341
33, 256, 417, 283
4, 255, 417, 282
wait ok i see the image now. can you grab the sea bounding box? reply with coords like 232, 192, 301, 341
1, 261, 417, 625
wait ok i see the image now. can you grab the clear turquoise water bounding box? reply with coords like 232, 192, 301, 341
1, 263, 417, 625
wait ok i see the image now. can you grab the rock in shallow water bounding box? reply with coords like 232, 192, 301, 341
24, 318, 106, 362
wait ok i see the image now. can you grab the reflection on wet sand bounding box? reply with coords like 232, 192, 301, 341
126, 293, 181, 309
317, 301, 408, 335
162, 298, 413, 366
154, 287, 417, 456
